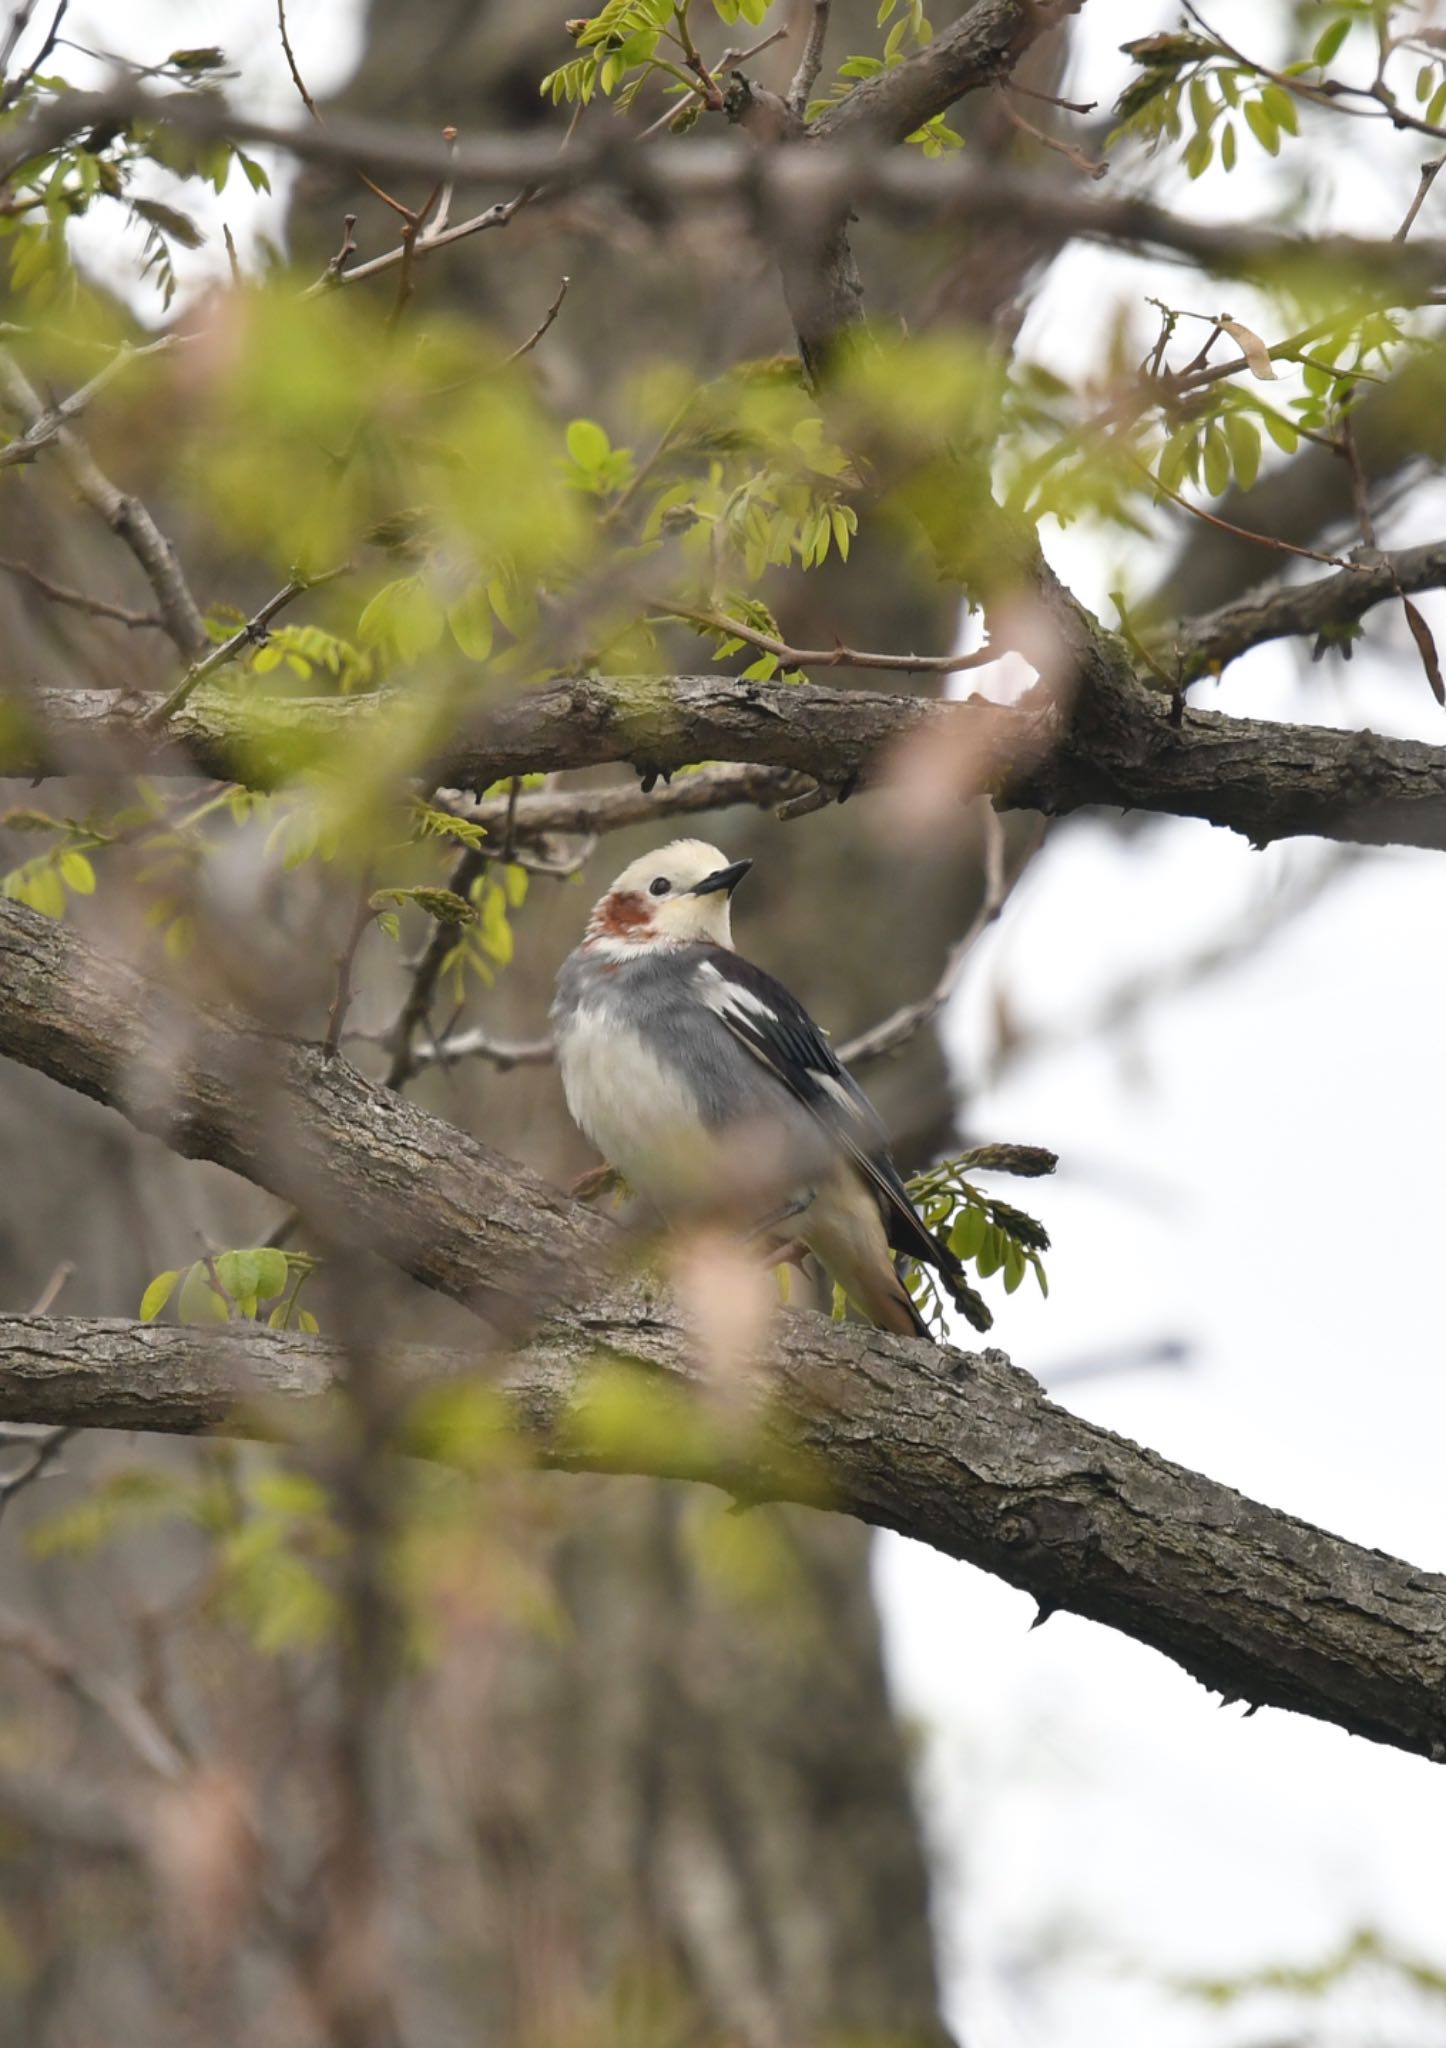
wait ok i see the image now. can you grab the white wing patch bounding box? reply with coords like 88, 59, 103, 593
812, 1070, 861, 1118
695, 960, 776, 1025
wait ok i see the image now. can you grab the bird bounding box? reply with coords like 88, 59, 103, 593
551, 838, 990, 1341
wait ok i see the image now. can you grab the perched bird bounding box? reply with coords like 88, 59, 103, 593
551, 839, 990, 1341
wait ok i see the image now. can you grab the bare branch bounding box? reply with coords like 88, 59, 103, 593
4, 90, 1446, 298
0, 1594, 186, 1779
655, 602, 999, 675
0, 891, 613, 1317
0, 551, 164, 631
1165, 537, 1446, 679
838, 808, 1025, 1065
787, 0, 831, 116
440, 763, 816, 840
0, 345, 207, 657
142, 561, 350, 732
17, 663, 1446, 853
2, 1309, 1445, 1766
809, 0, 1055, 143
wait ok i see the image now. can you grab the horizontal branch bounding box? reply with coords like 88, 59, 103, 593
3, 1308, 1445, 1766
3, 831, 1445, 1766
443, 762, 815, 839
15, 668, 1446, 852
4, 88, 1445, 293
0, 894, 612, 1317
1165, 538, 1446, 678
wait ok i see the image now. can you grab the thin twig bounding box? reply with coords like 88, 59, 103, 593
655, 601, 998, 674
304, 193, 527, 300
838, 810, 1030, 1067
0, 0, 66, 112
787, 0, 831, 116
382, 845, 485, 1089
0, 552, 164, 629
277, 0, 413, 219
1395, 154, 1446, 242
0, 1403, 71, 1524
0, 333, 176, 469
0, 0, 37, 80
142, 561, 350, 732
996, 82, 1107, 179
1005, 78, 1096, 115
0, 344, 208, 656
504, 275, 570, 362
29, 1259, 72, 1314
0, 1601, 186, 1778
435, 763, 815, 841
324, 870, 377, 1061
356, 1023, 555, 1074
1127, 451, 1356, 571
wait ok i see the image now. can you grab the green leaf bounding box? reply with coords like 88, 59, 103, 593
1260, 408, 1298, 452
949, 1205, 988, 1261
447, 583, 494, 662
565, 418, 612, 471
371, 886, 477, 925
177, 1262, 230, 1325
1220, 119, 1236, 171
254, 1248, 290, 1301
1223, 411, 1260, 491
234, 148, 271, 194
216, 1249, 261, 1306
974, 1226, 1004, 1280
139, 1269, 180, 1322
58, 849, 95, 895
1202, 424, 1231, 497
1428, 79, 1446, 128
1259, 84, 1298, 135
1243, 97, 1279, 155
1312, 18, 1351, 68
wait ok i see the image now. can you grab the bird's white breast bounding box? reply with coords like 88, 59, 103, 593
556, 1005, 714, 1211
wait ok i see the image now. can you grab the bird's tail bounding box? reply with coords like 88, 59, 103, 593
853, 1258, 934, 1340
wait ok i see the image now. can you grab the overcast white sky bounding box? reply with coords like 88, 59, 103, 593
17, 3, 1446, 2044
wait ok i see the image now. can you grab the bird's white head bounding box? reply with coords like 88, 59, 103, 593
583, 838, 752, 957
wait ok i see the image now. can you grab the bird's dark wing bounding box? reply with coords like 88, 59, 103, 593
693, 950, 991, 1331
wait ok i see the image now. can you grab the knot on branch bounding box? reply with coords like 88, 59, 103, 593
997, 1511, 1037, 1551
723, 71, 802, 145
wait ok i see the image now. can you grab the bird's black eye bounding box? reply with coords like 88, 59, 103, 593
649, 876, 671, 897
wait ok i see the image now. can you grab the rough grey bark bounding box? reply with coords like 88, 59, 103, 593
17, 660, 1446, 850
4, 1309, 1445, 1765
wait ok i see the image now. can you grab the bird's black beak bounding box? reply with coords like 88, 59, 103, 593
691, 859, 752, 898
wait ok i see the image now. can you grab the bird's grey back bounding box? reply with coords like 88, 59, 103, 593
553, 942, 808, 1133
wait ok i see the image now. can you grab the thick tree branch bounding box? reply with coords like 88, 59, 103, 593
14, 667, 1446, 852
809, 0, 1048, 143
0, 894, 612, 1316
1166, 539, 1446, 678
1, 1309, 1443, 1767
4, 90, 1445, 293
1, 844, 1444, 1766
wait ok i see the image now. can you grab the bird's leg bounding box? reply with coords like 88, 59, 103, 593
743, 1189, 814, 1242
759, 1235, 811, 1272
570, 1162, 621, 1203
